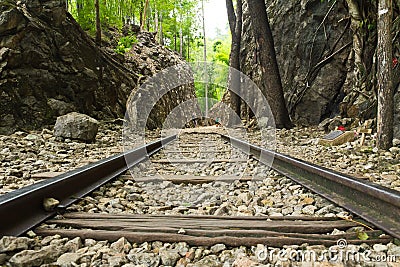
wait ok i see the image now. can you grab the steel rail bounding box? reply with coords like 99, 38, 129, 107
222, 134, 400, 239
0, 135, 177, 236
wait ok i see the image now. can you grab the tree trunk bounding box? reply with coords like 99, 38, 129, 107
187, 35, 190, 60
180, 26, 183, 56
95, 0, 101, 45
159, 13, 164, 45
376, 0, 393, 149
140, 0, 149, 31
247, 0, 293, 129
139, 1, 144, 27
154, 10, 159, 34
346, 0, 364, 85
202, 0, 208, 116
76, 0, 83, 21
226, 0, 242, 119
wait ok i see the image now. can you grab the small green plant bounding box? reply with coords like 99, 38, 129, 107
115, 35, 137, 54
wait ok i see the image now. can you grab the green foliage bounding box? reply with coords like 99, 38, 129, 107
68, 0, 143, 32
115, 35, 138, 54
357, 231, 369, 240
68, 0, 203, 61
68, 0, 232, 112
212, 39, 230, 65
191, 34, 231, 111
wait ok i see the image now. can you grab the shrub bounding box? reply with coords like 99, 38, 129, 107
115, 35, 137, 54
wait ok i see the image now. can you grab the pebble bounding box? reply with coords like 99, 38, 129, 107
210, 243, 226, 254
56, 252, 81, 266
373, 244, 388, 252
0, 236, 32, 253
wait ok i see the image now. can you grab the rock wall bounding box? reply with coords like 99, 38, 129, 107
125, 32, 198, 130
240, 0, 352, 125
0, 0, 197, 134
0, 0, 138, 134
237, 0, 400, 136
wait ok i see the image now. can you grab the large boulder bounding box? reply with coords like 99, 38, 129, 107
54, 112, 99, 142
125, 33, 199, 131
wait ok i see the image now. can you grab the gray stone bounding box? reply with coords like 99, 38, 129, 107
9, 245, 63, 267
387, 243, 400, 256
373, 244, 388, 253
237, 192, 252, 204
84, 239, 96, 247
0, 236, 32, 253
127, 193, 143, 201
56, 252, 81, 266
210, 244, 226, 254
43, 197, 60, 212
110, 237, 131, 253
127, 252, 160, 267
41, 235, 61, 246
389, 147, 400, 154
159, 249, 180, 266
54, 112, 99, 142
393, 138, 400, 146
302, 205, 317, 215
194, 255, 221, 267
174, 242, 189, 256
64, 237, 81, 252
24, 134, 40, 141
108, 255, 128, 267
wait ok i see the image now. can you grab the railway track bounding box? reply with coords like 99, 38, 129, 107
0, 128, 399, 265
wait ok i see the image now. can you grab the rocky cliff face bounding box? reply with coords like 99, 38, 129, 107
125, 32, 198, 130
236, 0, 400, 134
0, 0, 197, 134
240, 0, 352, 125
0, 0, 137, 134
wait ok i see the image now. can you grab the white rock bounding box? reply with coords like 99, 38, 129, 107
54, 112, 99, 142
110, 237, 131, 253
373, 244, 388, 252
9, 245, 63, 266
56, 252, 81, 266
302, 205, 317, 215
0, 236, 32, 253
211, 244, 226, 254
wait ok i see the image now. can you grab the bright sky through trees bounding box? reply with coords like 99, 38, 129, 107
204, 0, 229, 38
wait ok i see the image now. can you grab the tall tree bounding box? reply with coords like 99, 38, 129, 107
247, 0, 292, 129
95, 0, 101, 44
140, 0, 150, 31
201, 0, 208, 116
226, 0, 242, 119
377, 0, 394, 149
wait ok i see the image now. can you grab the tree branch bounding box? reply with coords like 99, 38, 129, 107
308, 0, 338, 69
